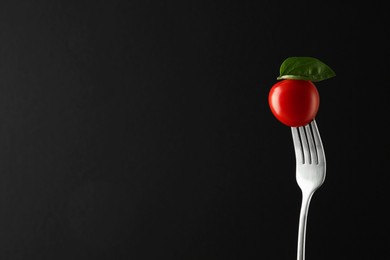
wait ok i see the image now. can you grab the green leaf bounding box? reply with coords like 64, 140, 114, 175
277, 57, 336, 82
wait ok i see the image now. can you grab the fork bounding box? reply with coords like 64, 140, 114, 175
291, 119, 326, 260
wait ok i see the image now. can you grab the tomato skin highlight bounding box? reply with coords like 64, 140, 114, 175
268, 79, 319, 127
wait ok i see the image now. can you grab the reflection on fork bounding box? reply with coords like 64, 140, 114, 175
291, 120, 326, 260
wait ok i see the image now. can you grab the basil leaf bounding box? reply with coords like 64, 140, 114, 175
277, 57, 336, 82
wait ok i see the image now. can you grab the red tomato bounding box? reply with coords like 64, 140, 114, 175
268, 79, 319, 127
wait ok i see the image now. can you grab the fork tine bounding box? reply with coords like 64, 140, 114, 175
305, 124, 318, 164
291, 127, 303, 164
310, 120, 325, 164
299, 127, 310, 164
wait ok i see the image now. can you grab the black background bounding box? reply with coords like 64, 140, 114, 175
1, 1, 389, 259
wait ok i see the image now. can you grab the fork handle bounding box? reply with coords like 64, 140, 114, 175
297, 191, 313, 260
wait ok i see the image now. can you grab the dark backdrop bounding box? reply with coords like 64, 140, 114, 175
1, 1, 389, 259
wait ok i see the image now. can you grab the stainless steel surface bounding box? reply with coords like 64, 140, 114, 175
291, 120, 326, 260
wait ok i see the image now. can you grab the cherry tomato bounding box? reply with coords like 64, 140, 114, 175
268, 79, 319, 127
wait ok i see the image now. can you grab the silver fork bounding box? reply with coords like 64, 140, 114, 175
291, 119, 326, 260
